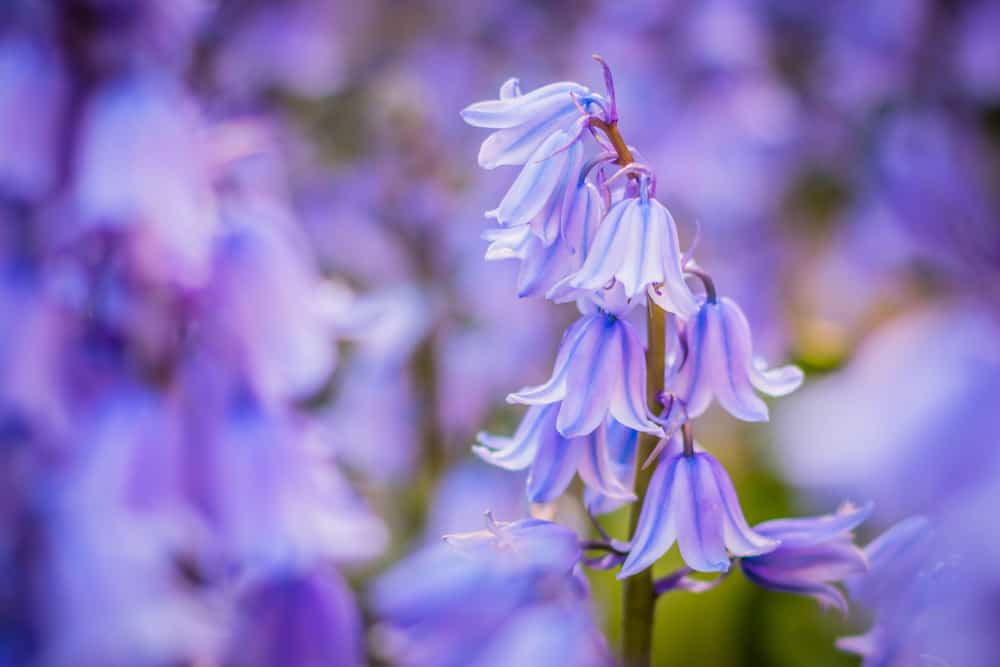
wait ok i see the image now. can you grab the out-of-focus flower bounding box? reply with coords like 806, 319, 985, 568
507, 304, 663, 438
475, 405, 636, 503
226, 566, 363, 667
553, 187, 699, 317
669, 296, 803, 422
740, 502, 872, 614
372, 514, 612, 667
620, 435, 778, 577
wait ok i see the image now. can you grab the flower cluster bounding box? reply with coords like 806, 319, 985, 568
459, 57, 890, 662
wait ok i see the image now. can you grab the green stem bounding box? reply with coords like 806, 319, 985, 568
622, 299, 666, 667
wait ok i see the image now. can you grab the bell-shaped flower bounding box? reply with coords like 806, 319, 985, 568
551, 191, 699, 317
461, 79, 596, 169
740, 502, 873, 614
488, 129, 584, 244
619, 436, 778, 577
484, 179, 603, 298
474, 405, 637, 504
506, 303, 664, 438
670, 296, 803, 422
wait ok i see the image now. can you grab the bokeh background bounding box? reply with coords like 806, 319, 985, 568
2, 1, 998, 665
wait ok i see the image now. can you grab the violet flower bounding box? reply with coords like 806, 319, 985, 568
488, 129, 584, 243
461, 79, 599, 169
507, 303, 664, 438
740, 502, 873, 614
670, 296, 803, 422
620, 435, 778, 577
474, 404, 636, 504
552, 186, 699, 318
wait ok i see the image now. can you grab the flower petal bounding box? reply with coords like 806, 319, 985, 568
527, 138, 583, 245
673, 454, 730, 572
494, 131, 574, 227
483, 226, 534, 261
609, 317, 664, 435
754, 502, 874, 546
461, 82, 585, 129
473, 404, 557, 470
554, 198, 631, 297
507, 315, 592, 405
618, 452, 682, 579
748, 359, 804, 397
710, 299, 769, 422
527, 428, 579, 503
648, 201, 698, 319
556, 315, 620, 437
707, 455, 779, 557
673, 305, 714, 419
742, 567, 851, 615
576, 422, 637, 502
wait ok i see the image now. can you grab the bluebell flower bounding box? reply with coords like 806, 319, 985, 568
372, 515, 612, 667
484, 178, 603, 298
461, 79, 598, 169
488, 128, 584, 244
552, 188, 699, 317
227, 566, 362, 667
507, 303, 664, 438
740, 502, 872, 614
475, 405, 636, 504
670, 296, 803, 422
619, 435, 778, 577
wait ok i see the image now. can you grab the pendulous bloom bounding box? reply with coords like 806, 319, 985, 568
474, 404, 636, 504
620, 435, 778, 577
461, 79, 601, 169
507, 301, 664, 438
740, 502, 873, 614
669, 296, 803, 421
552, 184, 699, 317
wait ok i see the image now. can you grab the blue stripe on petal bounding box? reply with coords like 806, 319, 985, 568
609, 318, 664, 435
576, 422, 636, 501
711, 300, 769, 422
674, 454, 730, 572
618, 451, 682, 578
507, 314, 592, 405
472, 404, 557, 470
557, 315, 619, 437
707, 454, 778, 556
527, 425, 579, 503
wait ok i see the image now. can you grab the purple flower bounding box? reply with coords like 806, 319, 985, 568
670, 296, 803, 422
483, 178, 603, 298
552, 190, 699, 317
461, 79, 597, 169
619, 435, 778, 577
226, 566, 363, 667
487, 128, 584, 244
740, 502, 872, 614
442, 513, 582, 573
507, 305, 663, 438
474, 405, 636, 504
584, 420, 639, 515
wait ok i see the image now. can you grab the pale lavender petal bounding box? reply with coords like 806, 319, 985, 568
647, 201, 699, 318
748, 359, 804, 397
527, 138, 583, 245
609, 318, 664, 435
483, 226, 534, 261
710, 299, 769, 422
754, 502, 874, 545
673, 306, 714, 419
507, 315, 592, 405
616, 199, 660, 300
673, 455, 730, 573
584, 421, 639, 515
473, 405, 556, 471
561, 181, 604, 258
576, 423, 637, 502
556, 315, 620, 437
527, 429, 579, 503
741, 568, 851, 615
707, 455, 778, 556
556, 198, 631, 295
618, 453, 682, 578
494, 131, 574, 227
461, 82, 585, 129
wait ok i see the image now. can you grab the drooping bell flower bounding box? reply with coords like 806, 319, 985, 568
670, 296, 803, 422
474, 404, 636, 504
507, 301, 663, 438
461, 79, 600, 169
619, 435, 778, 577
551, 183, 699, 318
226, 566, 363, 667
487, 128, 584, 244
584, 420, 639, 516
483, 178, 603, 298
740, 502, 873, 614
